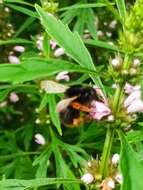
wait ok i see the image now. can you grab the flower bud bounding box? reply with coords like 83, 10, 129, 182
129, 68, 137, 76
107, 115, 114, 122
8, 55, 20, 64
133, 58, 140, 67
35, 133, 46, 145
56, 71, 70, 81
81, 173, 94, 185
107, 179, 115, 189
9, 92, 19, 103
115, 173, 123, 184
13, 46, 25, 53
54, 47, 65, 57
111, 153, 120, 165
111, 58, 121, 68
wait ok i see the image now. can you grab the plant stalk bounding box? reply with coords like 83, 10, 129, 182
100, 127, 115, 178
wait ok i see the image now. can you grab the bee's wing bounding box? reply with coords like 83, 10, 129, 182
40, 80, 68, 93
56, 96, 77, 113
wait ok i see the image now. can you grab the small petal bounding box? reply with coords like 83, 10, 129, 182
111, 58, 121, 68
115, 173, 123, 184
56, 71, 70, 81
8, 55, 20, 64
81, 173, 94, 185
124, 90, 141, 107
124, 83, 141, 94
54, 47, 65, 57
90, 101, 111, 120
9, 92, 19, 103
50, 40, 57, 49
35, 133, 46, 145
13, 46, 25, 52
111, 153, 120, 165
109, 20, 117, 29
127, 99, 143, 113
133, 58, 140, 67
93, 86, 107, 104
107, 179, 115, 189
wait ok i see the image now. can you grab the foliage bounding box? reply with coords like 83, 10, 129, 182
0, 0, 143, 190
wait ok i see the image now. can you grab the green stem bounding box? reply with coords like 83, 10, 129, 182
100, 127, 115, 178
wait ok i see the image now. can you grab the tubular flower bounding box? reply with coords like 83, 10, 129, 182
90, 101, 111, 120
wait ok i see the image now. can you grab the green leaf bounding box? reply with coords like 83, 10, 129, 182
85, 39, 119, 51
58, 3, 107, 11
115, 0, 126, 20
0, 178, 81, 190
14, 17, 36, 38
48, 94, 62, 135
0, 58, 96, 83
35, 5, 104, 92
6, 3, 38, 18
118, 130, 143, 190
0, 38, 33, 45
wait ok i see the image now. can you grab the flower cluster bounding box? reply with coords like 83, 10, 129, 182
81, 154, 122, 189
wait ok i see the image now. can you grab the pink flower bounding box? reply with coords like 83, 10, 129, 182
127, 99, 143, 113
8, 55, 20, 64
90, 101, 111, 120
81, 173, 94, 184
50, 40, 57, 49
56, 71, 70, 81
124, 90, 141, 108
9, 92, 19, 103
54, 47, 65, 57
124, 83, 140, 94
35, 133, 46, 145
93, 86, 107, 104
13, 46, 25, 52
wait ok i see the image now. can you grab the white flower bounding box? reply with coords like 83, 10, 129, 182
109, 20, 117, 29
35, 118, 41, 124
9, 92, 19, 103
90, 101, 111, 120
106, 32, 112, 37
13, 46, 25, 53
8, 55, 20, 64
115, 173, 123, 184
54, 47, 65, 57
56, 71, 70, 81
111, 153, 120, 165
81, 173, 94, 185
107, 115, 114, 122
97, 30, 104, 37
133, 58, 140, 67
111, 58, 121, 68
129, 68, 137, 76
36, 35, 43, 50
107, 179, 115, 189
35, 133, 46, 145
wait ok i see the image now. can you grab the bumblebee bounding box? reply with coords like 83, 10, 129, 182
56, 85, 99, 126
